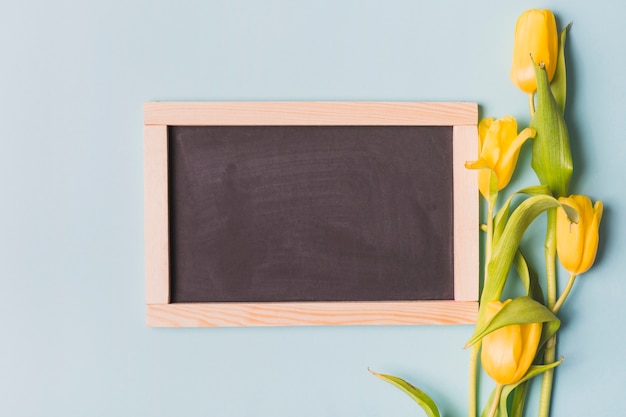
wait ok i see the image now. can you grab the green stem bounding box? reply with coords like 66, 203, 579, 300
468, 344, 479, 417
488, 384, 503, 417
470, 196, 495, 417
538, 209, 557, 417
553, 274, 577, 314
545, 209, 557, 310
539, 335, 556, 417
484, 197, 496, 287
528, 93, 536, 117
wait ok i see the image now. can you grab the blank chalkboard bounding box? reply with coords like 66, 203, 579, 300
144, 102, 478, 327
169, 125, 454, 303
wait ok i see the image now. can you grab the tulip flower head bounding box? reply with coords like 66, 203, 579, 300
481, 300, 542, 386
510, 9, 559, 93
557, 195, 603, 275
466, 117, 535, 200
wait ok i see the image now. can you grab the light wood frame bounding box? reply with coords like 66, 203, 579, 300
144, 102, 479, 327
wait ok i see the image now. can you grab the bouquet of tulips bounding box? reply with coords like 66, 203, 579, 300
371, 9, 603, 417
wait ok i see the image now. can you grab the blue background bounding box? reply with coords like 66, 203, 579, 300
1, 1, 624, 416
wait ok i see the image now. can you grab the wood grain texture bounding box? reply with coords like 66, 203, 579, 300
453, 125, 479, 301
143, 102, 479, 326
144, 102, 477, 126
146, 301, 478, 327
144, 125, 170, 305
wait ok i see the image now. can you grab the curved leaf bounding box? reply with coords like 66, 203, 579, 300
466, 296, 560, 348
550, 23, 571, 114
509, 381, 528, 417
480, 359, 563, 417
513, 249, 544, 304
369, 369, 440, 417
480, 388, 498, 417
498, 360, 563, 415
493, 185, 551, 246
540, 321, 561, 350
479, 195, 560, 324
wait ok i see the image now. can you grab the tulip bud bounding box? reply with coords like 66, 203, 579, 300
510, 9, 559, 93
557, 195, 603, 275
465, 117, 534, 200
481, 300, 542, 385
530, 63, 573, 198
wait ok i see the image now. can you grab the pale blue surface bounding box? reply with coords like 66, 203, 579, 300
1, 1, 624, 416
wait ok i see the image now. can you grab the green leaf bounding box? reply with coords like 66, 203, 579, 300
480, 360, 562, 417
466, 296, 560, 348
530, 63, 573, 198
479, 195, 560, 325
513, 249, 544, 304
539, 320, 561, 350
509, 381, 528, 417
493, 185, 551, 246
369, 369, 440, 417
480, 388, 499, 417
550, 23, 571, 114
498, 360, 563, 416
559, 199, 580, 223
488, 169, 499, 207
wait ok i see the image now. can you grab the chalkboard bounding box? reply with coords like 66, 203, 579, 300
144, 102, 478, 327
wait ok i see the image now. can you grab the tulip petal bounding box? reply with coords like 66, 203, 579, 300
594, 200, 604, 224
558, 199, 580, 224
572, 195, 593, 226
556, 195, 603, 275
510, 9, 558, 93
496, 116, 519, 147
465, 158, 491, 170
510, 321, 542, 383
482, 323, 522, 385
467, 296, 559, 349
474, 298, 554, 386
478, 117, 494, 150
465, 159, 498, 201
556, 197, 585, 274
578, 200, 603, 274
495, 127, 535, 189
481, 121, 503, 168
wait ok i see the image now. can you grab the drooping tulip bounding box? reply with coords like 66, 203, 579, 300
481, 300, 542, 385
465, 117, 535, 199
510, 9, 559, 93
557, 195, 603, 275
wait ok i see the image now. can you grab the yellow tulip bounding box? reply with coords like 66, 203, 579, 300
465, 117, 535, 199
510, 9, 558, 93
481, 300, 542, 385
557, 195, 603, 275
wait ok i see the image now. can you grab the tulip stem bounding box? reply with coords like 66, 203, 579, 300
538, 209, 557, 417
553, 274, 577, 314
539, 335, 556, 417
488, 384, 503, 417
545, 208, 557, 310
468, 343, 479, 417
485, 196, 496, 285
528, 93, 535, 117
470, 197, 495, 417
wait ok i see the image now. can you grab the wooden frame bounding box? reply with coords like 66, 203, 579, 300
144, 102, 478, 327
